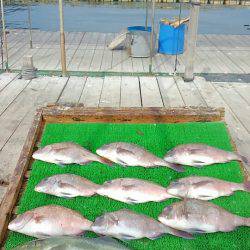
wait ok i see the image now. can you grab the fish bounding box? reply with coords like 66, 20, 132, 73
32, 142, 112, 167
96, 142, 184, 172
13, 236, 131, 250
166, 176, 250, 200
158, 199, 250, 235
97, 178, 175, 204
8, 205, 92, 238
35, 174, 100, 198
164, 143, 250, 168
91, 209, 192, 240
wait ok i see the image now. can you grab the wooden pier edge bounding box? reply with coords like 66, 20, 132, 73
0, 104, 236, 246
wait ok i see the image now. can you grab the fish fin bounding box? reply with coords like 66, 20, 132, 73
187, 228, 207, 234
148, 232, 165, 240
60, 192, 75, 198
36, 232, 51, 238
192, 160, 206, 165
117, 147, 135, 157
243, 180, 250, 192
116, 158, 129, 166
189, 148, 204, 154
119, 234, 137, 240
193, 180, 213, 187
55, 161, 67, 167
243, 218, 250, 227
166, 162, 185, 172
125, 197, 138, 204
98, 157, 114, 166
122, 184, 136, 191
58, 182, 75, 189
78, 160, 92, 165
239, 155, 250, 165
197, 195, 214, 199
166, 227, 194, 239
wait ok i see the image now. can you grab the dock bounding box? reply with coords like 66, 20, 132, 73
0, 72, 250, 203
4, 29, 250, 74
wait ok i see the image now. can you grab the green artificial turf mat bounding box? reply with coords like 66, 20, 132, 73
5, 122, 250, 250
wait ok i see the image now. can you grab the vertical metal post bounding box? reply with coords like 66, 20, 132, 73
149, 0, 155, 73
0, 0, 9, 71
184, 0, 200, 81
58, 0, 67, 76
28, 3, 33, 49
145, 0, 148, 30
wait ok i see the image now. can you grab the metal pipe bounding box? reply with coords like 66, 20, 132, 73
58, 0, 67, 76
28, 3, 33, 49
145, 0, 148, 30
0, 0, 9, 71
149, 0, 155, 73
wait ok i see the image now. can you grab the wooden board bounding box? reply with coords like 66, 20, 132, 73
1, 104, 245, 247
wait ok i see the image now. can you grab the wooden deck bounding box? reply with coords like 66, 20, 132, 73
0, 72, 249, 203
4, 30, 250, 74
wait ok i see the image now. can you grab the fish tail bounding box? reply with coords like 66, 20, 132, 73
165, 226, 193, 239
98, 157, 113, 166
238, 154, 250, 165
165, 161, 185, 173
242, 217, 250, 227
243, 180, 250, 192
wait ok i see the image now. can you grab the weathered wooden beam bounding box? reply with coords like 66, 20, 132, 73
184, 0, 200, 81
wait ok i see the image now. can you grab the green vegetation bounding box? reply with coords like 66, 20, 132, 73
5, 121, 250, 249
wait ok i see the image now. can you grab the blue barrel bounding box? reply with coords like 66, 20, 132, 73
158, 22, 186, 55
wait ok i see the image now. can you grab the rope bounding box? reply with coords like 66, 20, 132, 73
174, 2, 182, 73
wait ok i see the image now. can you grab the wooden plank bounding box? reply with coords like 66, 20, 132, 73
111, 50, 122, 72
213, 82, 250, 133
120, 76, 141, 107
0, 78, 31, 115
139, 76, 163, 107
59, 76, 87, 103
231, 82, 250, 106
157, 76, 185, 107
0, 76, 68, 183
175, 76, 207, 107
99, 76, 121, 107
0, 186, 7, 205
0, 73, 19, 92
121, 50, 133, 72
0, 109, 43, 244
79, 77, 104, 107
42, 105, 225, 124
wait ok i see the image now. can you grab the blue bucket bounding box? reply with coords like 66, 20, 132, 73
127, 26, 152, 32
158, 22, 186, 55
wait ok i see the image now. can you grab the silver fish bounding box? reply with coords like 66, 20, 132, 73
35, 174, 100, 198
96, 142, 184, 172
164, 143, 249, 168
13, 236, 130, 250
158, 199, 250, 235
166, 176, 250, 200
97, 178, 175, 204
8, 205, 92, 238
91, 209, 192, 240
33, 142, 112, 167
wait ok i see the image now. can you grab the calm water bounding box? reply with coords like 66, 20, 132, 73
4, 1, 250, 34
